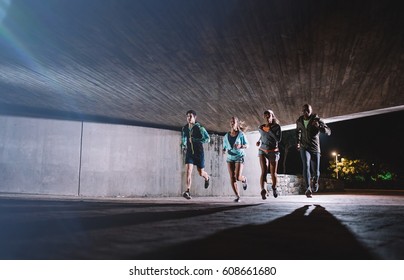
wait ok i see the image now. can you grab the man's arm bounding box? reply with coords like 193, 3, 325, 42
296, 121, 302, 150
318, 119, 331, 136
193, 125, 210, 144
180, 127, 187, 149
200, 126, 210, 143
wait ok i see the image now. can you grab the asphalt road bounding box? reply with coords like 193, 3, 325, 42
1, 190, 403, 260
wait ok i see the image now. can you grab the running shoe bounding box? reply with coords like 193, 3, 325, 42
242, 177, 248, 190
204, 178, 210, 189
312, 177, 319, 192
305, 188, 312, 198
261, 188, 267, 200
234, 197, 241, 203
272, 186, 278, 198
182, 190, 191, 199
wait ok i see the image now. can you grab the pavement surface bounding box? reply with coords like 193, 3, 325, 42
1, 189, 403, 260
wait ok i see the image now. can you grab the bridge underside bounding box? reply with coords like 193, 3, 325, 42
0, 0, 403, 133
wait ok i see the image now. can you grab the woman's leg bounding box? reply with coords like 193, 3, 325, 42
235, 161, 247, 190
269, 159, 279, 198
259, 155, 268, 199
227, 162, 239, 197
269, 159, 278, 188
259, 154, 268, 190
234, 162, 245, 182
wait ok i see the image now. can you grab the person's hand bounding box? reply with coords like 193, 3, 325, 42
296, 143, 301, 151
313, 120, 319, 128
234, 144, 242, 149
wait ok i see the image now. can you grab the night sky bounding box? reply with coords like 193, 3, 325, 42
280, 110, 404, 178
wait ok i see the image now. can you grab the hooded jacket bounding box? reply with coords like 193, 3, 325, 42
296, 114, 331, 153
223, 130, 248, 161
181, 122, 210, 154
258, 123, 282, 151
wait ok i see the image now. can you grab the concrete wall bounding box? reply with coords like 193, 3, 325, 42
0, 116, 81, 195
202, 133, 263, 198
1, 116, 342, 198
0, 116, 263, 198
79, 122, 183, 197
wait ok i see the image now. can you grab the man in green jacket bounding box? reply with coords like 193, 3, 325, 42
181, 110, 210, 199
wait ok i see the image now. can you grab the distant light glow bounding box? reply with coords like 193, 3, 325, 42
378, 172, 393, 181
0, 0, 39, 71
0, 0, 12, 23
0, 1, 80, 111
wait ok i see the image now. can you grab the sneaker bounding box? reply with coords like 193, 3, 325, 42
272, 186, 278, 198
234, 197, 241, 203
182, 190, 191, 200
260, 189, 267, 200
312, 177, 319, 192
242, 177, 248, 190
305, 188, 312, 198
204, 178, 210, 189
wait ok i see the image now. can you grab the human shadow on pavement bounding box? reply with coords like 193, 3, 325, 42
0, 198, 255, 259
138, 204, 377, 259
0, 200, 253, 240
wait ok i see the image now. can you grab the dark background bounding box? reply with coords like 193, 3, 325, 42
280, 110, 404, 182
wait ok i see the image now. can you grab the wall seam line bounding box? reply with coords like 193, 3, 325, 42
77, 121, 84, 196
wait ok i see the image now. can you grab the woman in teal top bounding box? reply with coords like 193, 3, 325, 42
223, 116, 248, 202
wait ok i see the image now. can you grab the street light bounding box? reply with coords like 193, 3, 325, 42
332, 152, 340, 179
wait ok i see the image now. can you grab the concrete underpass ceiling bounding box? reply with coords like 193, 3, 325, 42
0, 0, 403, 133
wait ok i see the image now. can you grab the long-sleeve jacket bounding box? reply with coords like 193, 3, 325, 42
223, 131, 248, 161
181, 122, 210, 154
296, 114, 331, 153
258, 123, 282, 151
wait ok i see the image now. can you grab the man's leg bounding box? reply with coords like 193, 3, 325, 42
300, 149, 312, 197
186, 163, 193, 191
310, 152, 321, 192
197, 167, 209, 181
182, 163, 193, 199
195, 152, 209, 189
300, 149, 311, 190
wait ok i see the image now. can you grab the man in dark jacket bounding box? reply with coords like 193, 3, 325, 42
296, 104, 331, 197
